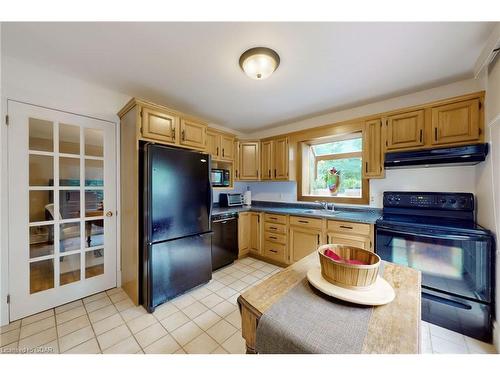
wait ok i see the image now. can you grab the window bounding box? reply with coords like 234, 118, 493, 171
299, 132, 369, 204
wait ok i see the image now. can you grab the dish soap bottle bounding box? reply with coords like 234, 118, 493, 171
244, 185, 252, 206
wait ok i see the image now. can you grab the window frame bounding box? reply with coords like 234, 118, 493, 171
298, 131, 369, 205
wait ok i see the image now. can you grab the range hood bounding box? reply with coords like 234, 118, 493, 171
384, 143, 489, 169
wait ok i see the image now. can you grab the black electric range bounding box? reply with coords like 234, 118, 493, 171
376, 191, 495, 342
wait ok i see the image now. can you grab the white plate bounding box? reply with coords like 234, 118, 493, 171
306, 267, 395, 306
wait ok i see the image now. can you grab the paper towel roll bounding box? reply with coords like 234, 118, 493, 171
244, 190, 252, 206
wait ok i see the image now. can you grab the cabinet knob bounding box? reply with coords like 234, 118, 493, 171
106, 211, 113, 217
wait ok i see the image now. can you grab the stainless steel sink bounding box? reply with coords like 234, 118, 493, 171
302, 209, 340, 216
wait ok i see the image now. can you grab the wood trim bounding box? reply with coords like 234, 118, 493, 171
315, 151, 362, 161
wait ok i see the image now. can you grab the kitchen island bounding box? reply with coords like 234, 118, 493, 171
237, 252, 421, 354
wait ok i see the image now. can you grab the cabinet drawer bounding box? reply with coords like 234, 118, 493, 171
263, 241, 287, 263
264, 213, 287, 224
327, 220, 371, 236
327, 232, 372, 251
264, 222, 287, 234
290, 216, 323, 229
264, 232, 287, 244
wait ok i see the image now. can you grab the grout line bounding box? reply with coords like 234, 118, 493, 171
81, 297, 103, 354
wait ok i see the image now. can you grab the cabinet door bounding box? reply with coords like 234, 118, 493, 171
289, 226, 322, 263
220, 135, 235, 161
431, 99, 480, 145
180, 118, 207, 150
363, 119, 384, 178
234, 140, 240, 180
206, 130, 220, 159
238, 213, 250, 256
239, 142, 260, 180
327, 232, 371, 251
249, 213, 261, 255
261, 140, 273, 180
386, 110, 425, 150
142, 107, 179, 144
273, 137, 289, 180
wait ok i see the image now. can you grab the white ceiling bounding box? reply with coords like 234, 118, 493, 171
2, 22, 495, 133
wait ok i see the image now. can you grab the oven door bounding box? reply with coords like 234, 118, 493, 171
376, 224, 493, 303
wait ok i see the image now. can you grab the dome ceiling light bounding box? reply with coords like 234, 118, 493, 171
239, 47, 280, 80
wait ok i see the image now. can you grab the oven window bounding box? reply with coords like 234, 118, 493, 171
376, 229, 492, 302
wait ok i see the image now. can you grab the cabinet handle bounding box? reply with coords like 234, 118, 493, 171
419, 129, 423, 143
269, 249, 278, 253
269, 226, 277, 230
274, 169, 277, 178
269, 236, 277, 240
365, 162, 368, 173
434, 127, 438, 141
340, 225, 353, 230
269, 217, 277, 220
268, 169, 271, 178
298, 220, 309, 224
317, 234, 320, 245
222, 148, 225, 157
216, 147, 219, 156
171, 127, 175, 140
182, 129, 185, 141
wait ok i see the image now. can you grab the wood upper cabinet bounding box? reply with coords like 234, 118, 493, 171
141, 107, 179, 144
239, 142, 260, 180
179, 118, 207, 150
220, 135, 235, 160
249, 213, 261, 255
234, 140, 240, 180
261, 141, 273, 180
385, 110, 425, 151
363, 119, 384, 178
289, 225, 322, 263
206, 129, 220, 158
273, 137, 289, 180
431, 99, 480, 145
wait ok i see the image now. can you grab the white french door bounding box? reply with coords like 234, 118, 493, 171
8, 101, 117, 320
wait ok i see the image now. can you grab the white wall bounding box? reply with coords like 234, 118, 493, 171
0, 56, 131, 326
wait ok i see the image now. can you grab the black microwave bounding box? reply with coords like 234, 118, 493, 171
211, 169, 230, 187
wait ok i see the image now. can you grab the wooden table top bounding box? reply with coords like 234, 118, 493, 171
238, 253, 422, 354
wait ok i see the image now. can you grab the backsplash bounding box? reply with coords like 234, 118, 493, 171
213, 165, 476, 208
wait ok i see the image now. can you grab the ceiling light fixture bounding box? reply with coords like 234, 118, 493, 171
239, 47, 280, 80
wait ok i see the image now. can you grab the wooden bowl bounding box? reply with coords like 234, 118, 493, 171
317, 244, 381, 290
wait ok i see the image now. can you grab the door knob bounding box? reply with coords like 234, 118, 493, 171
106, 211, 113, 217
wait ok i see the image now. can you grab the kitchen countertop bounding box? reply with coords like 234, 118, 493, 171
212, 201, 382, 224
237, 251, 422, 354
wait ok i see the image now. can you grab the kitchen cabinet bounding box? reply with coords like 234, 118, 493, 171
249, 213, 261, 255
431, 98, 480, 145
363, 119, 384, 178
239, 141, 260, 180
259, 137, 289, 181
180, 118, 207, 150
206, 128, 235, 161
141, 107, 179, 144
326, 220, 374, 251
238, 212, 250, 257
289, 226, 322, 263
273, 137, 289, 180
261, 140, 273, 180
234, 140, 240, 180
385, 110, 425, 151
261, 213, 289, 265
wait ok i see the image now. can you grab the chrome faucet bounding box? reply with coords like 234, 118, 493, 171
315, 200, 335, 212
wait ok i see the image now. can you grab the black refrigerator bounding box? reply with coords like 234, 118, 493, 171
140, 143, 213, 312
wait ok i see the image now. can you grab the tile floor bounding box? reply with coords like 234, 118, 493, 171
0, 256, 497, 354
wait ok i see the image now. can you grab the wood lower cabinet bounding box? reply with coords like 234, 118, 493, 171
239, 142, 260, 180
385, 110, 425, 151
431, 99, 480, 145
326, 232, 371, 251
289, 226, 322, 263
249, 212, 261, 255
180, 118, 207, 150
363, 119, 384, 178
326, 220, 374, 252
141, 107, 179, 144
238, 212, 250, 257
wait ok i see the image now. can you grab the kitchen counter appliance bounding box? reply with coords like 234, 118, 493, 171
211, 168, 230, 187
219, 193, 244, 207
140, 143, 213, 312
376, 191, 494, 342
211, 212, 238, 270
